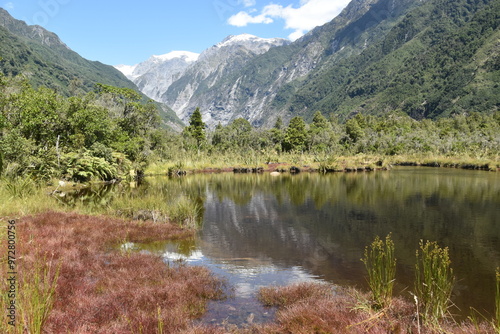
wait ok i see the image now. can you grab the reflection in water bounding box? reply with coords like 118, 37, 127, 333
129, 239, 318, 326
194, 168, 500, 320
79, 168, 499, 324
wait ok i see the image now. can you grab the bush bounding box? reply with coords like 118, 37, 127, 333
62, 152, 118, 182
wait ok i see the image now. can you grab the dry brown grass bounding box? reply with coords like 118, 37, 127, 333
9, 211, 225, 333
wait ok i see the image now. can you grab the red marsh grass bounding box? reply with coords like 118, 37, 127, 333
252, 282, 497, 334
3, 211, 225, 333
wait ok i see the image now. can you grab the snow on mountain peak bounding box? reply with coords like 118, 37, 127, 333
152, 51, 200, 63
217, 34, 287, 48
114, 64, 138, 78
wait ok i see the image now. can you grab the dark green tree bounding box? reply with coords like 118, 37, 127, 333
283, 116, 307, 152
184, 107, 206, 148
229, 118, 253, 148
345, 116, 365, 143
269, 117, 285, 152
308, 111, 337, 152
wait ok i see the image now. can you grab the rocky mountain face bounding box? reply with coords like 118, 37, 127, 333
117, 34, 290, 126
118, 0, 421, 127
119, 0, 499, 127
116, 51, 199, 102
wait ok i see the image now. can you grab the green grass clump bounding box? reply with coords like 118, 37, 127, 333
414, 240, 455, 326
17, 258, 60, 334
361, 234, 396, 309
495, 268, 500, 332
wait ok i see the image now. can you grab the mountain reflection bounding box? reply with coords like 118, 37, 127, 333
191, 169, 500, 316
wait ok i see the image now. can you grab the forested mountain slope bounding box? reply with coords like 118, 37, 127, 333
285, 0, 500, 121
0, 8, 183, 128
0, 8, 135, 94
157, 0, 499, 127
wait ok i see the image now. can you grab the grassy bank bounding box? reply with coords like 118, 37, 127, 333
0, 176, 203, 228
0, 212, 224, 333
146, 152, 499, 175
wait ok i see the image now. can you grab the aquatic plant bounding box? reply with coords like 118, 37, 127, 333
170, 195, 202, 228
414, 240, 455, 326
495, 268, 500, 331
361, 234, 396, 309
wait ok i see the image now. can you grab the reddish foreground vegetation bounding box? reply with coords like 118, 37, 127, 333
13, 211, 225, 333
5, 212, 497, 333
251, 283, 496, 334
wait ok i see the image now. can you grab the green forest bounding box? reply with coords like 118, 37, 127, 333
1, 73, 499, 183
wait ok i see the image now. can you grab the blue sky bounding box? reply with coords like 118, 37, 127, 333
2, 0, 351, 66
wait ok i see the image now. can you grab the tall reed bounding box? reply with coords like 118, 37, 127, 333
495, 268, 500, 331
18, 257, 60, 334
414, 240, 455, 325
361, 234, 396, 309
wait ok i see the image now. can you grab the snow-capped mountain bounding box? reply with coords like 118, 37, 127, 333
161, 34, 290, 125
115, 51, 199, 102
115, 34, 289, 125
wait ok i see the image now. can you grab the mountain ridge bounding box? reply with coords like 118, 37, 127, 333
117, 0, 499, 128
116, 34, 291, 125
0, 8, 184, 129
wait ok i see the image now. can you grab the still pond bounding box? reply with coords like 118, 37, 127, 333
68, 167, 500, 325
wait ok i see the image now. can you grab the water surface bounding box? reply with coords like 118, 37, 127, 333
85, 167, 500, 325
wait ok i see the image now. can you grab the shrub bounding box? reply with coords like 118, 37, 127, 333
62, 151, 131, 182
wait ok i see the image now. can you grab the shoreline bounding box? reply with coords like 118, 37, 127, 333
153, 157, 499, 177
1, 211, 497, 333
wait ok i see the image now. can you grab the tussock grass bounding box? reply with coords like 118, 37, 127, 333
17, 257, 60, 334
0, 212, 224, 333
415, 240, 455, 327
495, 268, 500, 332
0, 178, 63, 217
361, 234, 396, 309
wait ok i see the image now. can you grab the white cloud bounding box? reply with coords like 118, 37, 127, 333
239, 0, 256, 7
4, 2, 14, 10
228, 0, 351, 40
228, 11, 273, 27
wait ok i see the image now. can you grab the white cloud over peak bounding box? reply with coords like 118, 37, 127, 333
239, 0, 256, 7
228, 0, 351, 40
228, 11, 273, 26
4, 2, 15, 10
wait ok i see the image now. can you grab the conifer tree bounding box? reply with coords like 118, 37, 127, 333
184, 107, 206, 147
283, 116, 307, 152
